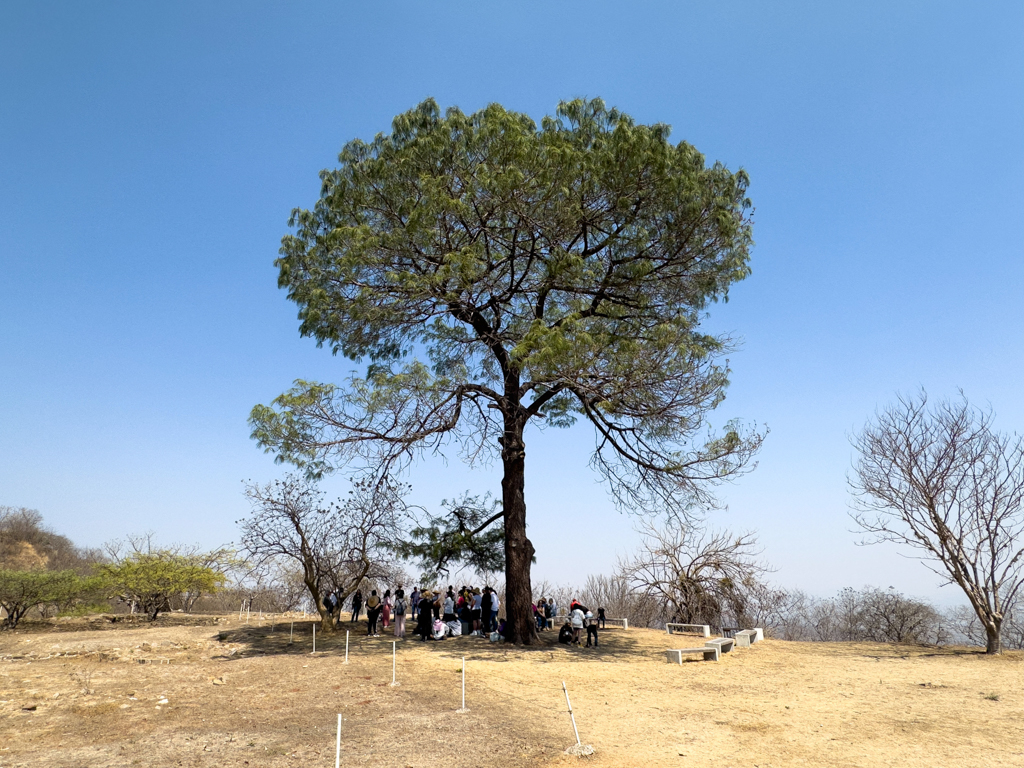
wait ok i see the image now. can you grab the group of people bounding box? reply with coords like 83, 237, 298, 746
341, 586, 604, 648
345, 584, 502, 641
554, 599, 604, 648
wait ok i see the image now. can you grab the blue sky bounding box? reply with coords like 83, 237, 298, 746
2, 2, 1021, 604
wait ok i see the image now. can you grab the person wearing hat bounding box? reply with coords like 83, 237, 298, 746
416, 590, 434, 641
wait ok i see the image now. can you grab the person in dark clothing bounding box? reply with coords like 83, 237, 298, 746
365, 590, 382, 636
585, 612, 599, 647
351, 590, 363, 622
481, 588, 494, 633
597, 607, 606, 629
558, 621, 574, 644
415, 591, 434, 641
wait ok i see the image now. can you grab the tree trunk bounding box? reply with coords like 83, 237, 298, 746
501, 424, 537, 645
985, 620, 1001, 654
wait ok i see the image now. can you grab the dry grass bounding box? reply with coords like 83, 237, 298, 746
0, 614, 1021, 767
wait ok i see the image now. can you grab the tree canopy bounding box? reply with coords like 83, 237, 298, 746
251, 98, 763, 643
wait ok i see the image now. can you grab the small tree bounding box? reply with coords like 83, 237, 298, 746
238, 474, 408, 632
0, 570, 84, 629
851, 391, 1024, 654
619, 519, 771, 629
98, 553, 225, 620
396, 492, 505, 582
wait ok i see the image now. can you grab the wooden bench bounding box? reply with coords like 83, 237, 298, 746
706, 637, 734, 654
666, 623, 711, 637
666, 646, 719, 663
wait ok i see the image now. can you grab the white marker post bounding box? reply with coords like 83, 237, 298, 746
335, 713, 342, 768
246, 603, 250, 624
457, 657, 468, 712
390, 641, 399, 686
343, 631, 349, 664
562, 681, 581, 747
312, 624, 317, 654
290, 621, 294, 644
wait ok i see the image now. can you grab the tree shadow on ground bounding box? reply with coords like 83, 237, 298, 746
211, 617, 653, 663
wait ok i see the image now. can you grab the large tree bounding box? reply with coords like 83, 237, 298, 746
251, 98, 763, 643
851, 391, 1024, 654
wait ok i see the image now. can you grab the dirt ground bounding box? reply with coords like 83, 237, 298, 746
1, 614, 1020, 768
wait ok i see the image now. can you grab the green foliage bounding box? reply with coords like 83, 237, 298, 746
251, 97, 765, 642
98, 553, 225, 620
396, 493, 506, 581
0, 569, 84, 629
251, 96, 762, 513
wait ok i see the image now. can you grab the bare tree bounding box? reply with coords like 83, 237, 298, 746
619, 519, 772, 629
238, 474, 408, 632
851, 391, 1024, 653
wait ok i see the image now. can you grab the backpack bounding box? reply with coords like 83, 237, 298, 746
395, 597, 406, 615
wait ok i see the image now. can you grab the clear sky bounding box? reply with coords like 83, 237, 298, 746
2, 2, 1021, 605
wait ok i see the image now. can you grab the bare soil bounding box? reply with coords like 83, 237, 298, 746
1, 614, 1020, 767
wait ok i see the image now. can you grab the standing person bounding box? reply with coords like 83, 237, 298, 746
471, 588, 483, 635
415, 590, 433, 641
393, 590, 407, 639
351, 590, 363, 623
544, 598, 553, 629
480, 587, 494, 634
570, 605, 585, 646
382, 589, 392, 629
585, 612, 599, 648
534, 599, 545, 631
365, 590, 382, 637
410, 586, 420, 620
458, 593, 472, 636
597, 607, 606, 629
490, 589, 500, 635
442, 591, 455, 622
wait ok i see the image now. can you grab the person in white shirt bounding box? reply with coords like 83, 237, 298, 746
570, 607, 585, 645
490, 591, 500, 634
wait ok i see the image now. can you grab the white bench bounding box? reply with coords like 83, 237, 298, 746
733, 628, 764, 647
706, 637, 734, 654
602, 617, 628, 629
666, 623, 711, 637
666, 646, 719, 663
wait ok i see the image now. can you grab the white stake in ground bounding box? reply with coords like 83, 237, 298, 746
343, 630, 349, 664
335, 713, 342, 768
290, 621, 294, 644
456, 657, 468, 712
390, 641, 400, 686
312, 624, 316, 654
562, 681, 594, 756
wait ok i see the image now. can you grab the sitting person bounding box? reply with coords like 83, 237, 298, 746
558, 620, 574, 645
431, 617, 447, 641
